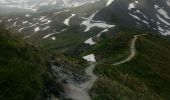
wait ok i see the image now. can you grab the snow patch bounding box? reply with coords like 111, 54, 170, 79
64, 14, 76, 26
7, 19, 13, 22
51, 37, 56, 40
42, 26, 50, 30
83, 54, 96, 62
85, 38, 96, 45
22, 21, 28, 24
129, 13, 149, 25
128, 1, 138, 10
60, 28, 67, 32
157, 22, 170, 36
167, 0, 170, 6
106, 0, 115, 6
156, 14, 170, 26
19, 27, 24, 32
13, 22, 17, 26
81, 12, 114, 32
43, 33, 56, 39
33, 18, 37, 20
34, 27, 40, 32
53, 10, 69, 15
97, 28, 110, 37
41, 18, 51, 25
136, 10, 148, 19
26, 14, 31, 17
154, 5, 170, 19
39, 16, 46, 21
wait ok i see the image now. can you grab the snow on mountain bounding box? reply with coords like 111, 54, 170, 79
83, 54, 96, 62
0, 0, 57, 11
0, 0, 99, 12
85, 38, 96, 45
81, 11, 114, 32
64, 14, 76, 26
128, 1, 138, 10
55, 0, 100, 8
1, 0, 170, 43
93, 0, 170, 36
106, 0, 115, 6
34, 27, 40, 32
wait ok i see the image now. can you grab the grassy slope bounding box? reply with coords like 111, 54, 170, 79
90, 34, 170, 100
81, 32, 133, 63
0, 27, 48, 100
0, 26, 89, 100
29, 28, 98, 53
41, 32, 94, 51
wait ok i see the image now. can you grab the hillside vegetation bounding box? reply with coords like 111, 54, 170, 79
0, 26, 53, 100
0, 26, 89, 100
90, 33, 170, 100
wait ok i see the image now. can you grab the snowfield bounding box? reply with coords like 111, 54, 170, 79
81, 12, 114, 32
106, 0, 115, 6
128, 1, 138, 10
85, 37, 96, 45
83, 54, 96, 62
34, 27, 40, 32
64, 14, 76, 26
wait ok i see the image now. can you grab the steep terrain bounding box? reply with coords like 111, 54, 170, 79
1, 0, 170, 100
0, 26, 50, 100
0, 0, 99, 13
89, 33, 170, 100
0, 26, 91, 100
95, 0, 170, 35
1, 0, 170, 51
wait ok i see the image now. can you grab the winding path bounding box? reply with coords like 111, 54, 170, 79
61, 34, 147, 100
113, 34, 147, 66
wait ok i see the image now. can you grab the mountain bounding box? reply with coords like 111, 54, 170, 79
94, 0, 170, 35
1, 0, 170, 100
0, 0, 108, 51
89, 33, 170, 100
0, 25, 88, 100
1, 0, 170, 53
1, 0, 170, 45
0, 0, 99, 13
0, 0, 55, 12
0, 26, 56, 100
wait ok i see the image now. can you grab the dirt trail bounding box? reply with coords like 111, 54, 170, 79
62, 63, 97, 100
61, 34, 147, 100
113, 34, 147, 66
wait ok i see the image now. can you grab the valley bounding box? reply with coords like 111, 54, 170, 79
0, 0, 170, 100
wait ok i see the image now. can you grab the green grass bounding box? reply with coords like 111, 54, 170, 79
0, 26, 91, 100
80, 32, 134, 63
0, 27, 48, 100
32, 30, 98, 53
90, 33, 170, 100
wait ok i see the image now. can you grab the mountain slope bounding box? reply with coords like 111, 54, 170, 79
0, 26, 64, 100
0, 0, 99, 13
94, 0, 170, 35
1, 0, 170, 50
1, 1, 170, 100
90, 33, 170, 100
0, 0, 111, 52
0, 26, 91, 100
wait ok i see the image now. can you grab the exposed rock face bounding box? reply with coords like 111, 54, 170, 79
94, 0, 170, 35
